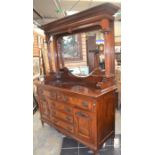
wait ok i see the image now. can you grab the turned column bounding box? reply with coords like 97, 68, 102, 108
57, 37, 64, 69
100, 19, 115, 77
46, 34, 60, 72
53, 35, 60, 72
46, 34, 54, 72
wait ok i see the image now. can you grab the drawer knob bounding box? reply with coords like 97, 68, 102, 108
76, 111, 88, 118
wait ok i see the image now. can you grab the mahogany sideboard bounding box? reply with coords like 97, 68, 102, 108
37, 81, 116, 154
36, 3, 120, 155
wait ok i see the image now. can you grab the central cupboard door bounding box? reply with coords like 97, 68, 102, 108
74, 108, 96, 143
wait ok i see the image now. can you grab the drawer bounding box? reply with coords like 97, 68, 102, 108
56, 103, 73, 114
53, 110, 73, 124
43, 90, 57, 100
71, 98, 93, 111
54, 118, 74, 133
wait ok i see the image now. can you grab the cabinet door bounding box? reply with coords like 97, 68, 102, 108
74, 109, 95, 143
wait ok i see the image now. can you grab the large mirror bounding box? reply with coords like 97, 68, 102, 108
60, 30, 105, 76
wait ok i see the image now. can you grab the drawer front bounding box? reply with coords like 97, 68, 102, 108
78, 100, 92, 111
54, 118, 73, 133
54, 110, 73, 124
71, 98, 93, 111
56, 103, 73, 114
43, 90, 57, 100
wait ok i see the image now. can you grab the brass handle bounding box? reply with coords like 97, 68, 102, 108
76, 111, 88, 118
82, 101, 88, 107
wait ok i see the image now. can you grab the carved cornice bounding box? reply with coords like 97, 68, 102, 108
42, 3, 119, 35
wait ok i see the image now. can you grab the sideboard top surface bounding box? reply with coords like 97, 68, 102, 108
39, 80, 116, 98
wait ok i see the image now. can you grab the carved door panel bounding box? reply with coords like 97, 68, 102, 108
74, 109, 95, 143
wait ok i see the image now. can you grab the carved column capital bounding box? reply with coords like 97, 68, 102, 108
100, 19, 111, 33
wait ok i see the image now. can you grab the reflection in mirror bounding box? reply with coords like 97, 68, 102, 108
60, 30, 105, 76
61, 34, 82, 60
